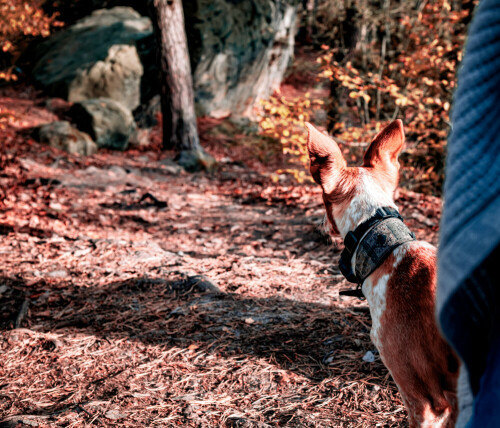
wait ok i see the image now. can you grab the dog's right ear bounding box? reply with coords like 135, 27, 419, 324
306, 123, 346, 194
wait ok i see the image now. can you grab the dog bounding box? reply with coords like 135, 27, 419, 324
306, 120, 459, 427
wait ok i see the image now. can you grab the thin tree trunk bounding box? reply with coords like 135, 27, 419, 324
327, 6, 358, 133
148, 0, 201, 152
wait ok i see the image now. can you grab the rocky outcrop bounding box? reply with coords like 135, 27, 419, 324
32, 2, 298, 119
32, 7, 150, 111
67, 44, 143, 110
37, 121, 98, 156
184, 0, 299, 117
69, 98, 136, 150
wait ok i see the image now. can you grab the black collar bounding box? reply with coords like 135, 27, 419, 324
338, 206, 415, 298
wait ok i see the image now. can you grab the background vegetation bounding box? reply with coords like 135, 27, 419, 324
0, 0, 475, 195
260, 0, 474, 195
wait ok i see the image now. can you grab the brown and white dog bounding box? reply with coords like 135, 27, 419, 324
306, 120, 458, 427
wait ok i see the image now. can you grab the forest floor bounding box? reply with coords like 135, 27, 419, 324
0, 80, 442, 427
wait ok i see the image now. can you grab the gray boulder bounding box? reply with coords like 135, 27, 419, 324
184, 0, 299, 117
129, 128, 151, 148
32, 2, 298, 119
37, 121, 98, 156
32, 7, 150, 111
69, 98, 136, 150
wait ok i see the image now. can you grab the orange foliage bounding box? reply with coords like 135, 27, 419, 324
262, 0, 473, 195
0, 0, 61, 81
260, 92, 323, 183
321, 1, 467, 139
0, 106, 16, 130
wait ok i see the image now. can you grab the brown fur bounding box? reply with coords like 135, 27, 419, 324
306, 120, 459, 427
375, 246, 458, 427
321, 168, 359, 234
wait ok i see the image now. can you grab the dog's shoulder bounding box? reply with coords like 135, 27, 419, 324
394, 240, 437, 267
364, 240, 437, 305
388, 240, 437, 301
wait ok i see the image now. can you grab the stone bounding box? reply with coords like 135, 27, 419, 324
184, 0, 299, 117
43, 98, 72, 116
104, 410, 127, 420
362, 350, 376, 363
68, 44, 143, 110
159, 158, 184, 175
129, 128, 151, 148
32, 7, 151, 110
32, 2, 298, 118
133, 94, 161, 129
37, 121, 97, 156
69, 98, 136, 150
176, 148, 217, 172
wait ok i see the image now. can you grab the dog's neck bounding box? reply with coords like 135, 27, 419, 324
333, 170, 397, 239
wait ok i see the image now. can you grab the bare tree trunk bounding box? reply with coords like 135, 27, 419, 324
327, 6, 358, 133
148, 0, 215, 171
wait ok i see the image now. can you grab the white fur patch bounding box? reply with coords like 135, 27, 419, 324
362, 244, 411, 350
420, 403, 452, 428
362, 241, 436, 359
362, 272, 390, 351
335, 170, 396, 238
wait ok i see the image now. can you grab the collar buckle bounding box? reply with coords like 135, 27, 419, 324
344, 231, 358, 254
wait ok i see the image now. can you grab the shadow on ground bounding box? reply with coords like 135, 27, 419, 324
1, 273, 375, 383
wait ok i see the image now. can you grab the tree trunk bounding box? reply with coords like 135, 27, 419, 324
148, 0, 215, 171
327, 6, 358, 133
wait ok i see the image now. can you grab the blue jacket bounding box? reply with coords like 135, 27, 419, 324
438, 1, 500, 425
438, 0, 500, 323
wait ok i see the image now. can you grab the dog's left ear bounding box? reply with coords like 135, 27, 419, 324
363, 119, 404, 176
306, 122, 347, 194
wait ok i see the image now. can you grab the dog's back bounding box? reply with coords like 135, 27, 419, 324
364, 241, 458, 427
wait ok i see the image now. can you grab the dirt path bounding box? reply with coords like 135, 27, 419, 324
0, 93, 442, 427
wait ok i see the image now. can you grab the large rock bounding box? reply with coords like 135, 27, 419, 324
37, 121, 98, 156
69, 98, 136, 150
184, 0, 299, 117
32, 7, 150, 110
32, 2, 298, 118
176, 148, 217, 172
68, 44, 143, 109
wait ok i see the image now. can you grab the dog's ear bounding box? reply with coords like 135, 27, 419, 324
363, 119, 404, 175
306, 123, 346, 194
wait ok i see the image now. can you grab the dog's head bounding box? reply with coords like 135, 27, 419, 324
306, 120, 405, 237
